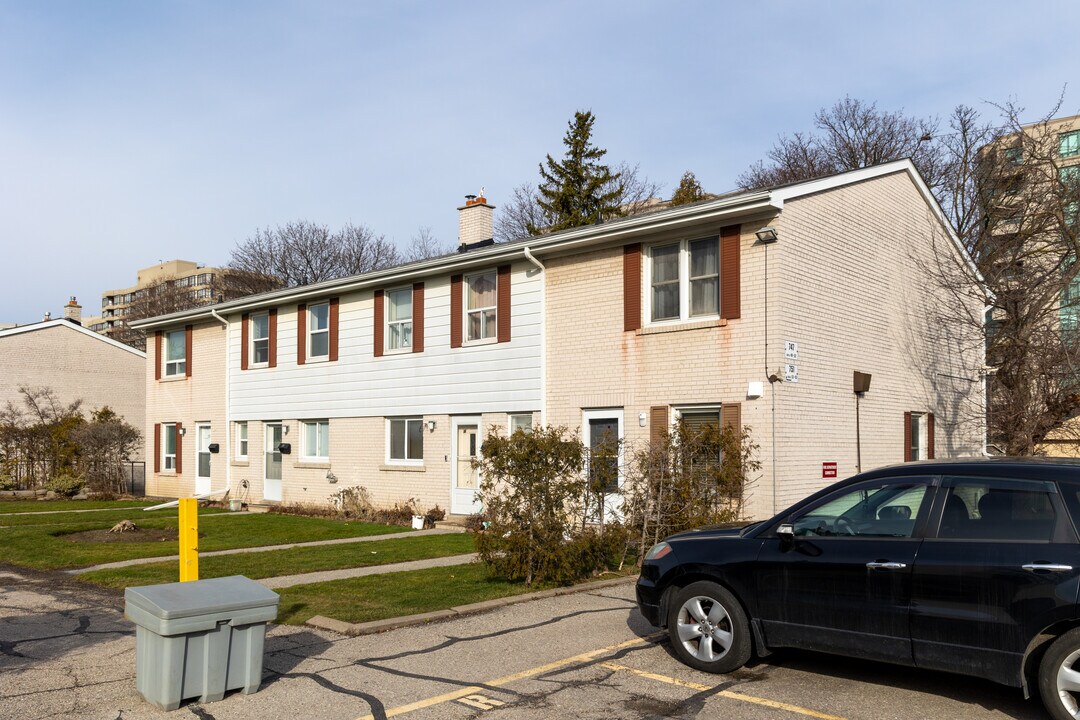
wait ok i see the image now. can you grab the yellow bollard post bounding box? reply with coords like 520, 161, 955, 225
178, 498, 199, 582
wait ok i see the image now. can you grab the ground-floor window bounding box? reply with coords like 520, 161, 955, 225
162, 422, 177, 470
388, 417, 424, 462
302, 419, 330, 461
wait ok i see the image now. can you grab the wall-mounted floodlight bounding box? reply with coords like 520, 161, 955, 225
427, 419, 437, 432
755, 227, 778, 244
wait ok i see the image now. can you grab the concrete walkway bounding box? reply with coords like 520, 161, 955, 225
259, 552, 479, 589
66, 527, 463, 574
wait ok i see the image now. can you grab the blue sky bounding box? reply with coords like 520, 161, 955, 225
1, 1, 1077, 324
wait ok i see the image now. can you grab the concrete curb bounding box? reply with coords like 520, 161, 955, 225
304, 575, 636, 636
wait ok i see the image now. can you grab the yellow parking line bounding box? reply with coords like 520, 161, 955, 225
599, 662, 847, 720
354, 634, 663, 720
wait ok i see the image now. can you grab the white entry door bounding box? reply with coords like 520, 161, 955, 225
195, 423, 212, 495
451, 416, 483, 515
264, 423, 283, 501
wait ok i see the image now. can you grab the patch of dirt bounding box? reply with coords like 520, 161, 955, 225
63, 528, 182, 544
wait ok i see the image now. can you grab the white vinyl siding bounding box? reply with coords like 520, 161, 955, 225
229, 264, 541, 420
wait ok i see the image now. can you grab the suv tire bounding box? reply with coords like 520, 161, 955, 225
666, 581, 751, 674
1039, 627, 1080, 720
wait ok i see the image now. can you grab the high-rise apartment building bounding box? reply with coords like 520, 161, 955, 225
87, 260, 221, 338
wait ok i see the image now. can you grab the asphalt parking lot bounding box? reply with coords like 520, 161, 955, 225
0, 564, 1049, 720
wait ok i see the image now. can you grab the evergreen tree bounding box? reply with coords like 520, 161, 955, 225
669, 170, 706, 206
534, 111, 623, 233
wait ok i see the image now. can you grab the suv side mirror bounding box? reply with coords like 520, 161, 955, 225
777, 523, 795, 542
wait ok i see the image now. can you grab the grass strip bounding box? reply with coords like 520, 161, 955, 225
0, 507, 227, 527
0, 499, 159, 514
79, 533, 476, 590
0, 512, 409, 570
275, 563, 634, 626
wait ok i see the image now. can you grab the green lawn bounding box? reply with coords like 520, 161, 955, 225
0, 499, 161, 513
275, 563, 635, 625
0, 511, 410, 570
79, 533, 476, 589
0, 507, 226, 527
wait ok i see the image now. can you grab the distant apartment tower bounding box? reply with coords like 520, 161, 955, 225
88, 260, 221, 338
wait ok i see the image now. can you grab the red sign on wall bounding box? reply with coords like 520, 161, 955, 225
822, 462, 837, 478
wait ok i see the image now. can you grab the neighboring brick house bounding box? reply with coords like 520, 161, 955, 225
134, 160, 985, 519
0, 317, 146, 458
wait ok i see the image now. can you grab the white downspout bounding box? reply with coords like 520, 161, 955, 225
210, 308, 231, 495
523, 247, 546, 425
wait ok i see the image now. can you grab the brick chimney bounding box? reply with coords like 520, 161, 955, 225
458, 191, 495, 250
63, 296, 82, 325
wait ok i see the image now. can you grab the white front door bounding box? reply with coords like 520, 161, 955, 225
195, 423, 212, 495
583, 408, 625, 523
264, 423, 283, 501
451, 416, 482, 515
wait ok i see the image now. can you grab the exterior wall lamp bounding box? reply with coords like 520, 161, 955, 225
755, 227, 779, 243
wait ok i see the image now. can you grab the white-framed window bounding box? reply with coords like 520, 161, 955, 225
302, 420, 330, 461
236, 421, 248, 460
308, 303, 329, 359
466, 271, 497, 342
164, 330, 186, 376
388, 417, 424, 463
163, 422, 177, 471
647, 237, 719, 323
910, 412, 927, 460
509, 413, 534, 435
386, 287, 413, 350
251, 312, 270, 366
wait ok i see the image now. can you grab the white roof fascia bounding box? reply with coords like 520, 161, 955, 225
770, 159, 984, 286
131, 192, 775, 330
0, 320, 146, 358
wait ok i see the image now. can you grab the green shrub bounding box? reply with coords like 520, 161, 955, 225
47, 473, 84, 498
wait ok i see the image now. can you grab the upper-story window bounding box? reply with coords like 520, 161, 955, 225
467, 272, 497, 341
648, 237, 719, 323
387, 288, 413, 350
308, 303, 330, 359
1003, 146, 1023, 165
1060, 130, 1080, 159
164, 329, 186, 376
251, 312, 270, 366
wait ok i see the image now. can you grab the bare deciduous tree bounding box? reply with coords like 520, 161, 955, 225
738, 97, 945, 192
227, 220, 402, 288
405, 226, 453, 262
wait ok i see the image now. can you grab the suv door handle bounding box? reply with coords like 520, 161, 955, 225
1022, 563, 1074, 573
866, 561, 907, 570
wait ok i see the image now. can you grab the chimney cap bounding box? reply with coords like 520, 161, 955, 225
66, 296, 79, 306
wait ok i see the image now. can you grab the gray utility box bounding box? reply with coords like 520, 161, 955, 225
125, 575, 279, 711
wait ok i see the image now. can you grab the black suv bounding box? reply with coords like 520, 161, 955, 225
636, 458, 1080, 720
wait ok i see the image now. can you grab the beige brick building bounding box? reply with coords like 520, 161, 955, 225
0, 319, 146, 458
135, 160, 985, 519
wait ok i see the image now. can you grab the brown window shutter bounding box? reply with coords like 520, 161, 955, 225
412, 282, 425, 353
720, 225, 741, 320
154, 331, 162, 381
153, 423, 160, 473
649, 405, 669, 445
904, 412, 913, 462
373, 291, 384, 357
721, 403, 742, 433
329, 297, 340, 361
268, 309, 278, 368
175, 423, 183, 475
297, 304, 307, 365
184, 325, 193, 378
241, 313, 250, 370
497, 265, 511, 343
624, 244, 642, 332
450, 274, 463, 348
927, 413, 935, 459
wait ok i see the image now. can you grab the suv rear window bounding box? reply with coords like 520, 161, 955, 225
938, 478, 1056, 541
